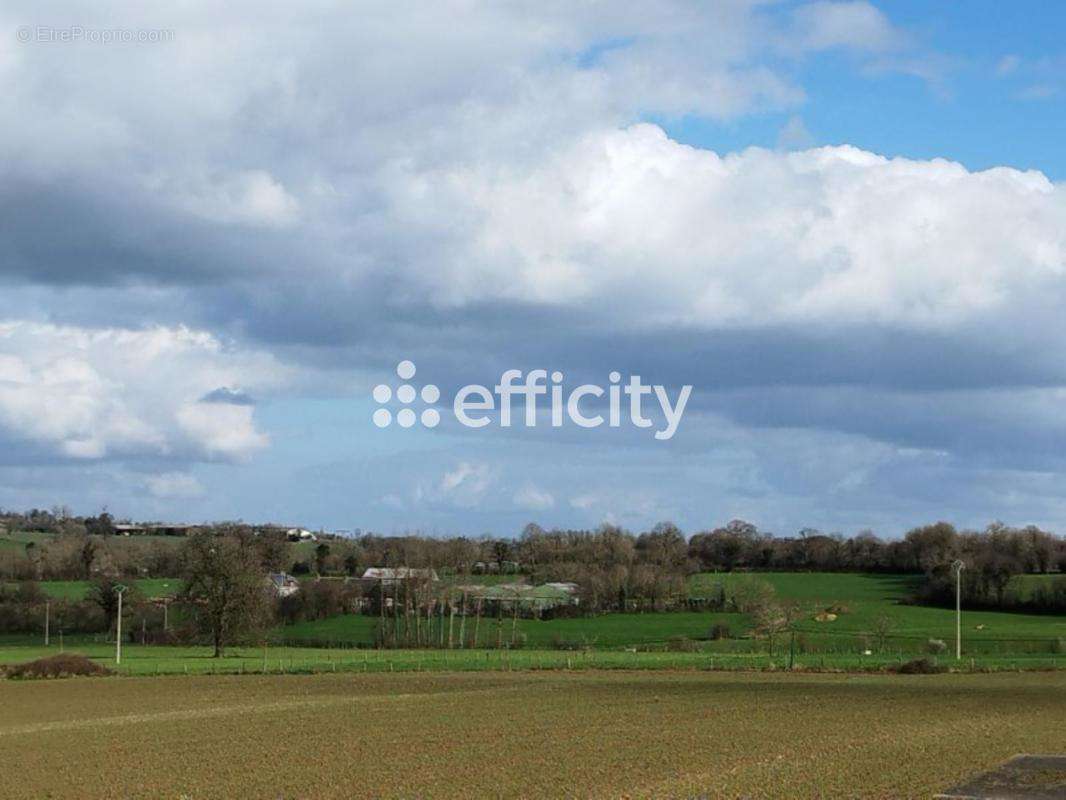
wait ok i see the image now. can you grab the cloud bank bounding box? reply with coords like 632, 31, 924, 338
0, 1, 1063, 533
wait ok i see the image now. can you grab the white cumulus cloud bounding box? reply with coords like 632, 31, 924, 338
401, 124, 1066, 333
0, 322, 289, 461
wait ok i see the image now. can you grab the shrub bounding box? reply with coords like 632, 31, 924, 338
541, 603, 582, 620
926, 638, 948, 655
708, 622, 732, 641
666, 635, 699, 652
551, 634, 592, 651
825, 603, 850, 615
5, 654, 113, 680
895, 657, 946, 675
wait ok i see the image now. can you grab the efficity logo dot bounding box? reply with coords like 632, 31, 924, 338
372, 360, 441, 428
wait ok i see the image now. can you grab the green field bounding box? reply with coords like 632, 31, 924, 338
279, 609, 729, 649
5, 571, 1064, 661
688, 572, 1066, 642
278, 572, 1066, 655
5, 639, 1066, 676
0, 531, 44, 551
2, 670, 1065, 799
1, 578, 183, 600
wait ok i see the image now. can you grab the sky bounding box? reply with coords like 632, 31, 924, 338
1, 1, 1065, 539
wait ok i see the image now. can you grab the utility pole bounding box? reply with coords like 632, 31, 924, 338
951, 560, 964, 660
44, 600, 50, 647
115, 584, 127, 666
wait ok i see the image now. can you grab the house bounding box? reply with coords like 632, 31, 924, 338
361, 567, 439, 585
267, 573, 300, 598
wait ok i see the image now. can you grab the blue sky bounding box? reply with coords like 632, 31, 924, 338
667, 1, 1066, 178
1, 2, 1065, 539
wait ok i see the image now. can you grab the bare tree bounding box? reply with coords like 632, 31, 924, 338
753, 600, 799, 657
181, 533, 271, 657
872, 613, 894, 652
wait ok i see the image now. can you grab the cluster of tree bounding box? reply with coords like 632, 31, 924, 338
2, 534, 187, 581
5, 507, 1065, 639
0, 531, 279, 656
687, 519, 1065, 575
0, 581, 106, 634
0, 507, 117, 537
11, 506, 1062, 580
906, 522, 1066, 613
0, 520, 291, 581
275, 578, 364, 625
513, 522, 690, 611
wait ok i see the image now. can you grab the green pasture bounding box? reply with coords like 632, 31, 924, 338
2, 578, 183, 600
689, 571, 1066, 640
281, 571, 1066, 655
277, 610, 731, 649
2, 641, 1064, 676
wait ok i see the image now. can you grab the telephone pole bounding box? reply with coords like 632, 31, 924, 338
951, 560, 964, 660
114, 584, 127, 665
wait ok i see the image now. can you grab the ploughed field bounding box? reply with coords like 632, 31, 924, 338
2, 670, 1065, 799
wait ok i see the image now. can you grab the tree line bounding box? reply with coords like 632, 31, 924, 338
3, 509, 1065, 653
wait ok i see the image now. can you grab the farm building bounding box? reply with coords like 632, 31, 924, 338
454, 582, 579, 613
267, 573, 300, 597
361, 567, 439, 585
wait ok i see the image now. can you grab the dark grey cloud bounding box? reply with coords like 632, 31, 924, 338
199, 387, 256, 406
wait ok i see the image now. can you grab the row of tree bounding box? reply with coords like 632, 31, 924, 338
6, 506, 1064, 578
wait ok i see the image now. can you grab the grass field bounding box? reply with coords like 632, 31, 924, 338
2, 670, 1065, 799
278, 572, 1066, 655
3, 639, 1065, 676
4, 571, 1064, 657
1, 577, 183, 600
279, 609, 729, 649
689, 572, 1066, 642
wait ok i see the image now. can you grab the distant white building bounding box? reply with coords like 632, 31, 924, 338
361, 567, 439, 585
286, 528, 317, 542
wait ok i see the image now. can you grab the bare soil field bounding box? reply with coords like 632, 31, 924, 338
2, 670, 1064, 799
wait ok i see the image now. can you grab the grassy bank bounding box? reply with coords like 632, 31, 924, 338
2, 641, 1064, 676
